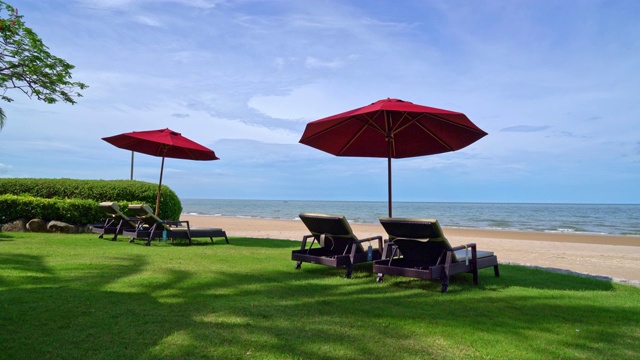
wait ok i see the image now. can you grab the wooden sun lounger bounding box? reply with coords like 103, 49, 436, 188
91, 202, 138, 240
123, 204, 228, 246
292, 212, 383, 278
373, 218, 499, 292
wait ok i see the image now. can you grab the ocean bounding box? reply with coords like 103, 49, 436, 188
180, 199, 640, 237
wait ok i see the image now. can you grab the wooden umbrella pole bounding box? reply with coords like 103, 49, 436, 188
155, 156, 165, 216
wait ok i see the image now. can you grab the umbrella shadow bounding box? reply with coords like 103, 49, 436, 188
380, 264, 615, 292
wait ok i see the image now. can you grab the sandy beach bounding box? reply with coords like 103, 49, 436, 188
181, 215, 640, 287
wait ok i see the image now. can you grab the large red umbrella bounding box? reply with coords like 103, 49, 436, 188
299, 98, 487, 217
102, 128, 219, 215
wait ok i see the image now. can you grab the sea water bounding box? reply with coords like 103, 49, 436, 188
180, 199, 640, 237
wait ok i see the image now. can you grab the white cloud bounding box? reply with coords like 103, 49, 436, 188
0, 163, 12, 175
134, 15, 162, 27
305, 54, 358, 69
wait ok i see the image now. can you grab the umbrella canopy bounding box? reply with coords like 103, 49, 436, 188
102, 128, 218, 215
299, 98, 487, 217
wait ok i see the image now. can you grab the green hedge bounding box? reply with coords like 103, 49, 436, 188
0, 194, 104, 224
0, 178, 182, 224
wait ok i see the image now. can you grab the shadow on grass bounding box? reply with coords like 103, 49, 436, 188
226, 237, 299, 249
0, 236, 637, 359
369, 263, 615, 293
120, 237, 282, 248
0, 232, 15, 241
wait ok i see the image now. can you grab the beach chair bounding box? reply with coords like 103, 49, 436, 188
91, 202, 138, 240
292, 213, 384, 278
373, 218, 499, 292
123, 204, 228, 246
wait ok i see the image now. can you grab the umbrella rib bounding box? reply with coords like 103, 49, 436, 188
393, 111, 487, 150
423, 112, 488, 134
415, 122, 454, 150
393, 112, 487, 135
301, 117, 358, 141
339, 113, 388, 154
394, 112, 453, 150
305, 113, 387, 141
339, 123, 370, 155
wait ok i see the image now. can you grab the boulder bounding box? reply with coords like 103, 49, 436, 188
26, 219, 48, 233
78, 225, 94, 233
2, 219, 27, 232
47, 221, 78, 234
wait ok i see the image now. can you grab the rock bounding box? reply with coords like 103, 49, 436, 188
2, 219, 27, 232
47, 221, 78, 234
78, 225, 94, 233
26, 219, 48, 233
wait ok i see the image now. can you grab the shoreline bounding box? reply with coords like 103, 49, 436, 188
181, 215, 640, 286
181, 214, 640, 246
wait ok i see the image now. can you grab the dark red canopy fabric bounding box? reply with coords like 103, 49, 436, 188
299, 98, 487, 159
102, 128, 219, 161
102, 128, 218, 215
299, 98, 487, 217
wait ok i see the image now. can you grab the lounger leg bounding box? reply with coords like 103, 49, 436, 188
442, 251, 453, 293
494, 265, 500, 277
295, 261, 302, 270
345, 265, 353, 279
98, 234, 104, 239
376, 274, 384, 283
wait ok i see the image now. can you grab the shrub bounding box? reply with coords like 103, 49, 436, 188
0, 178, 182, 224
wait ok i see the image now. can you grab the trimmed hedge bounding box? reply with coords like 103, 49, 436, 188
0, 178, 182, 224
0, 194, 104, 225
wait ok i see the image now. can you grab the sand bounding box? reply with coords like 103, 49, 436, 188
181, 215, 640, 286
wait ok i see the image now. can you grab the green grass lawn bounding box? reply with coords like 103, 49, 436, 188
1, 232, 639, 359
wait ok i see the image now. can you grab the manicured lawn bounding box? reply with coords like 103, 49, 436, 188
1, 232, 639, 359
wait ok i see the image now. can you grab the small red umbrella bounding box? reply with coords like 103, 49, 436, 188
102, 128, 218, 215
299, 98, 487, 217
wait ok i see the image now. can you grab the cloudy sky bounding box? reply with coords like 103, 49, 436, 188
1, 0, 638, 204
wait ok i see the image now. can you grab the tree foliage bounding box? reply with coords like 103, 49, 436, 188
0, 1, 87, 129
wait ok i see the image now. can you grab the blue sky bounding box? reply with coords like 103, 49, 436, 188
1, 0, 639, 204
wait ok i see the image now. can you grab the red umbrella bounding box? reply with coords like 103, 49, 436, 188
299, 98, 487, 217
102, 128, 219, 215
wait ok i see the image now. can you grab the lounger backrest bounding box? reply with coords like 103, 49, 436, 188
99, 202, 125, 219
100, 202, 143, 229
127, 204, 167, 228
379, 218, 457, 264
299, 213, 364, 253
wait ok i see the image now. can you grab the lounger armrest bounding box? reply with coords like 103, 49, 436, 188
163, 220, 189, 229
354, 235, 384, 251
350, 235, 383, 260
300, 234, 315, 250
450, 243, 476, 251
380, 240, 398, 259
449, 243, 477, 260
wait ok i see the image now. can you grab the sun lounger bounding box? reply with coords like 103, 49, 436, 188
292, 212, 384, 278
123, 204, 228, 246
373, 218, 499, 292
91, 202, 138, 240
